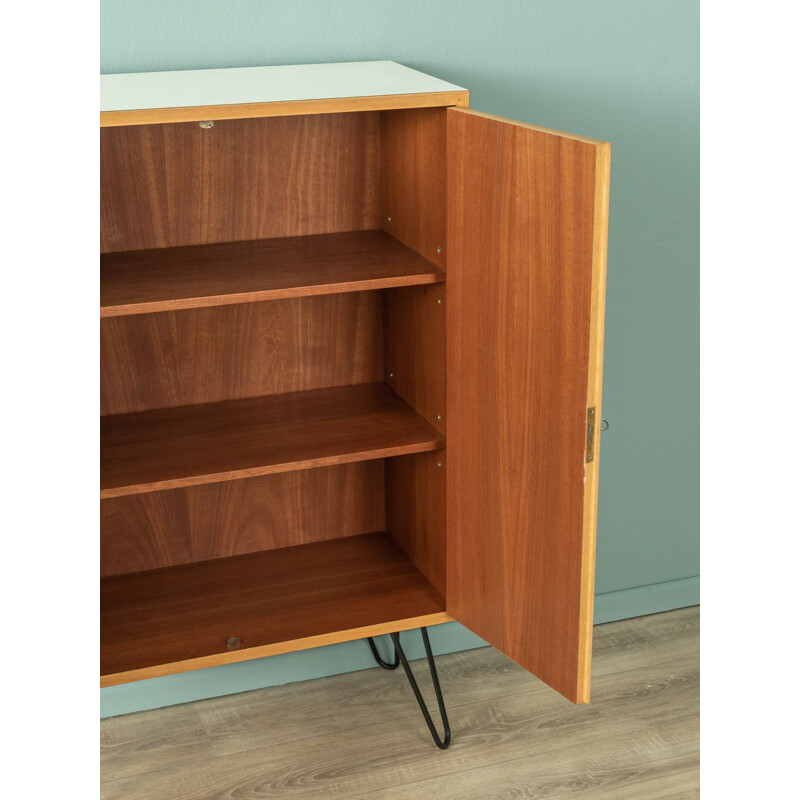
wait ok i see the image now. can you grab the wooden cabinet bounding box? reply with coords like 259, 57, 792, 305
100, 61, 610, 705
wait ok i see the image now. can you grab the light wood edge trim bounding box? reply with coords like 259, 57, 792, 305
99, 271, 447, 318
448, 106, 607, 146
575, 141, 612, 704
100, 440, 446, 499
100, 91, 470, 127
100, 611, 453, 687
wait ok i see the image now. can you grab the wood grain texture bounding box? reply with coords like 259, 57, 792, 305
101, 382, 444, 498
101, 113, 380, 253
383, 283, 446, 435
100, 607, 699, 800
385, 451, 446, 598
445, 108, 609, 704
101, 462, 385, 577
101, 231, 444, 317
100, 91, 469, 127
101, 532, 448, 685
577, 141, 612, 702
100, 293, 382, 416
381, 108, 447, 268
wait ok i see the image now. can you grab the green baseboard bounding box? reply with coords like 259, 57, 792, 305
100, 575, 699, 718
593, 575, 699, 624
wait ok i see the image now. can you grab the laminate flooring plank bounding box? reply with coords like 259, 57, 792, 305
101, 673, 697, 800
100, 607, 699, 799
101, 610, 696, 779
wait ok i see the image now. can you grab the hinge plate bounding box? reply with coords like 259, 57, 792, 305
586, 407, 596, 463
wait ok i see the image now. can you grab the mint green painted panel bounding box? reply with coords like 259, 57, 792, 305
100, 0, 699, 715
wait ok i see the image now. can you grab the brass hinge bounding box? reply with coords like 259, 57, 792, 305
586, 407, 596, 463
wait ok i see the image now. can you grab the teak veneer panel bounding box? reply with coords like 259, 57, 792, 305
381, 108, 447, 269
101, 231, 444, 317
101, 92, 469, 127
383, 283, 446, 435
101, 532, 449, 686
101, 461, 385, 577
101, 113, 381, 253
101, 383, 444, 498
445, 108, 609, 704
100, 293, 382, 416
385, 451, 447, 598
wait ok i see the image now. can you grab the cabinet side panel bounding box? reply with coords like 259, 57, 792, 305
100, 113, 381, 253
383, 284, 446, 435
446, 108, 603, 703
101, 462, 385, 576
100, 293, 383, 416
385, 451, 446, 597
381, 108, 447, 269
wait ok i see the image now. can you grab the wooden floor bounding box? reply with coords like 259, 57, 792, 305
100, 606, 699, 799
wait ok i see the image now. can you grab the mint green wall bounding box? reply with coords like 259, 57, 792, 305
100, 0, 699, 717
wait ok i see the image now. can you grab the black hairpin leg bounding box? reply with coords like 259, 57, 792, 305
366, 635, 400, 670
389, 628, 451, 749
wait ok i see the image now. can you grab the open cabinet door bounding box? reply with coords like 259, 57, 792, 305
446, 108, 610, 703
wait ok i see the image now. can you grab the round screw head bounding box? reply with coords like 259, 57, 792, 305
199, 120, 215, 129
226, 637, 240, 648
437, 461, 442, 468
436, 246, 442, 254
437, 298, 443, 305
389, 372, 394, 378
387, 216, 392, 222
437, 414, 442, 420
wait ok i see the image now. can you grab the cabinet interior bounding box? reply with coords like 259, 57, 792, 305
100, 108, 450, 685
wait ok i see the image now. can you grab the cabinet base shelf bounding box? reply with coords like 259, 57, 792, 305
101, 532, 449, 687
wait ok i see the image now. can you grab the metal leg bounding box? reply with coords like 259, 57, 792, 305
389, 628, 452, 749
366, 635, 400, 670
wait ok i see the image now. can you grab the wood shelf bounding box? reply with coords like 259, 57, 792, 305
101, 383, 444, 499
101, 531, 449, 686
100, 230, 445, 317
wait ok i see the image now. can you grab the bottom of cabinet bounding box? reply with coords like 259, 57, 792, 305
101, 531, 449, 687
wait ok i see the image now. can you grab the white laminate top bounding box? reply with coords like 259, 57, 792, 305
100, 61, 466, 112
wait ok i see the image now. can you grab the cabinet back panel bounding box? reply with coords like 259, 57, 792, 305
101, 462, 385, 577
101, 293, 383, 416
101, 113, 381, 253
